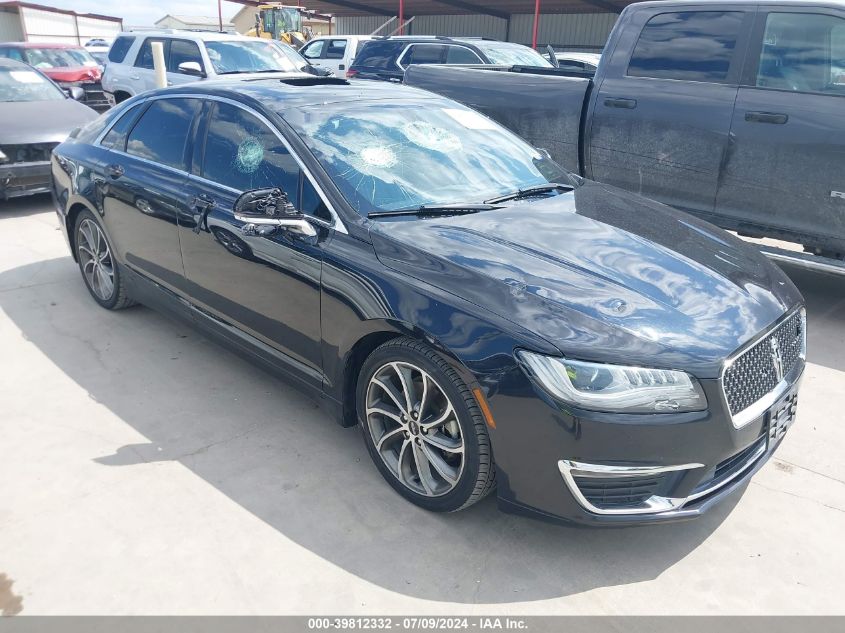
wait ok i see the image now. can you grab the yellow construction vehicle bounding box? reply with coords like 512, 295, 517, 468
246, 4, 314, 48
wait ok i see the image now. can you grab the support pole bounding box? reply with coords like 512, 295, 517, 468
217, 0, 223, 32
531, 0, 541, 49
399, 0, 405, 35
152, 41, 167, 89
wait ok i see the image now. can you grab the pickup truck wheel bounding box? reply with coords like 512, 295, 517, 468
357, 338, 496, 512
74, 210, 135, 310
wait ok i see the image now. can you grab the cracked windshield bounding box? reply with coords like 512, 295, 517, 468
287, 100, 569, 215
206, 40, 301, 74
0, 68, 64, 102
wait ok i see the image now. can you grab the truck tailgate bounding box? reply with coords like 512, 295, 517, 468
404, 65, 591, 173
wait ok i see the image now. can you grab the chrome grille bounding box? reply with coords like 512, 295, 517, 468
723, 309, 805, 416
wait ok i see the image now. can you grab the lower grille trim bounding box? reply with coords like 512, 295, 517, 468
558, 460, 702, 516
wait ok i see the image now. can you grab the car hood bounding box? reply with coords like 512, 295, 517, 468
370, 181, 803, 378
0, 100, 99, 145
42, 66, 101, 82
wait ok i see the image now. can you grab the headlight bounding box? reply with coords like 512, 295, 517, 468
517, 351, 707, 413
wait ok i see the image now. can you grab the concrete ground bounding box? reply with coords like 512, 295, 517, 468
1, 194, 844, 616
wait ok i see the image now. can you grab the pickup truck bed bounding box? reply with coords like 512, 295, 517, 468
405, 65, 591, 174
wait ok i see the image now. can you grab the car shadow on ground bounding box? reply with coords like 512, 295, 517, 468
0, 194, 53, 218
10, 253, 842, 604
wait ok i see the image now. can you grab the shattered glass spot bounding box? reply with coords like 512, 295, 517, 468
236, 137, 264, 174
402, 121, 462, 153
359, 145, 398, 169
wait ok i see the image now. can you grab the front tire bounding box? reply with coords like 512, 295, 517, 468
74, 209, 135, 310
357, 338, 496, 512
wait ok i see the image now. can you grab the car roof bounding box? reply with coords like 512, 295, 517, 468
150, 77, 444, 112
0, 42, 86, 49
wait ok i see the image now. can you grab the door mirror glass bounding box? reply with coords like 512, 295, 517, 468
177, 61, 205, 77
234, 188, 300, 218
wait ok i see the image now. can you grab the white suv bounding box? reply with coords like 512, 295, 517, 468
103, 31, 323, 103
299, 35, 372, 76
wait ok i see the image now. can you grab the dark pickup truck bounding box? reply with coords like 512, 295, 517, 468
405, 0, 845, 267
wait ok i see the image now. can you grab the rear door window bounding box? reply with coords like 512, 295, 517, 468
108, 36, 135, 63
352, 41, 399, 68
399, 44, 445, 68
628, 11, 744, 83
126, 98, 200, 170
135, 38, 168, 69
756, 12, 845, 94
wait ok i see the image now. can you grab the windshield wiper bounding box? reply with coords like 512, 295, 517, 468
216, 69, 287, 75
367, 203, 501, 219
484, 182, 572, 204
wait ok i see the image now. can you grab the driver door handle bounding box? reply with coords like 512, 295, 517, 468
745, 111, 788, 125
191, 194, 215, 234
106, 163, 124, 179
604, 97, 637, 109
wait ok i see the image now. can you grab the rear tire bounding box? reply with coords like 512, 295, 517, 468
357, 337, 496, 512
74, 209, 135, 310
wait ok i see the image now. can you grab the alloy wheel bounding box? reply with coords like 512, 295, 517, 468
365, 361, 465, 497
77, 218, 115, 301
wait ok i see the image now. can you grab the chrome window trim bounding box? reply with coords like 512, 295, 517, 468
719, 305, 806, 429
93, 93, 347, 234
395, 43, 483, 71
558, 460, 703, 516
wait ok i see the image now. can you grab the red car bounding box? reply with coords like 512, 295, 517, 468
0, 42, 109, 111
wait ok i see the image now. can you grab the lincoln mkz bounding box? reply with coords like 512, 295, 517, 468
51, 77, 805, 525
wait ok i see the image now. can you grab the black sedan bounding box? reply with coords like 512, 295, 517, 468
1, 58, 98, 200
51, 78, 805, 525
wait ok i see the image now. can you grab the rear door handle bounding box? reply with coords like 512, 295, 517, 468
604, 97, 637, 109
130, 74, 140, 81
745, 111, 788, 125
106, 163, 124, 179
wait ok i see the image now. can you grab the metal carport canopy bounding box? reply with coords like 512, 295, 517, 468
301, 0, 627, 17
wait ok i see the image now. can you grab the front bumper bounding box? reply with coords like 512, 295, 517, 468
60, 81, 110, 112
490, 361, 804, 527
0, 161, 52, 199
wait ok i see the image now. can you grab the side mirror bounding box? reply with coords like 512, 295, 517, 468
177, 61, 206, 77
66, 86, 85, 101
308, 64, 333, 77
234, 188, 317, 238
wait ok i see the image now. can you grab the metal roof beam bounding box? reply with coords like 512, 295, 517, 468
578, 0, 623, 14
313, 0, 395, 16
431, 0, 510, 20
